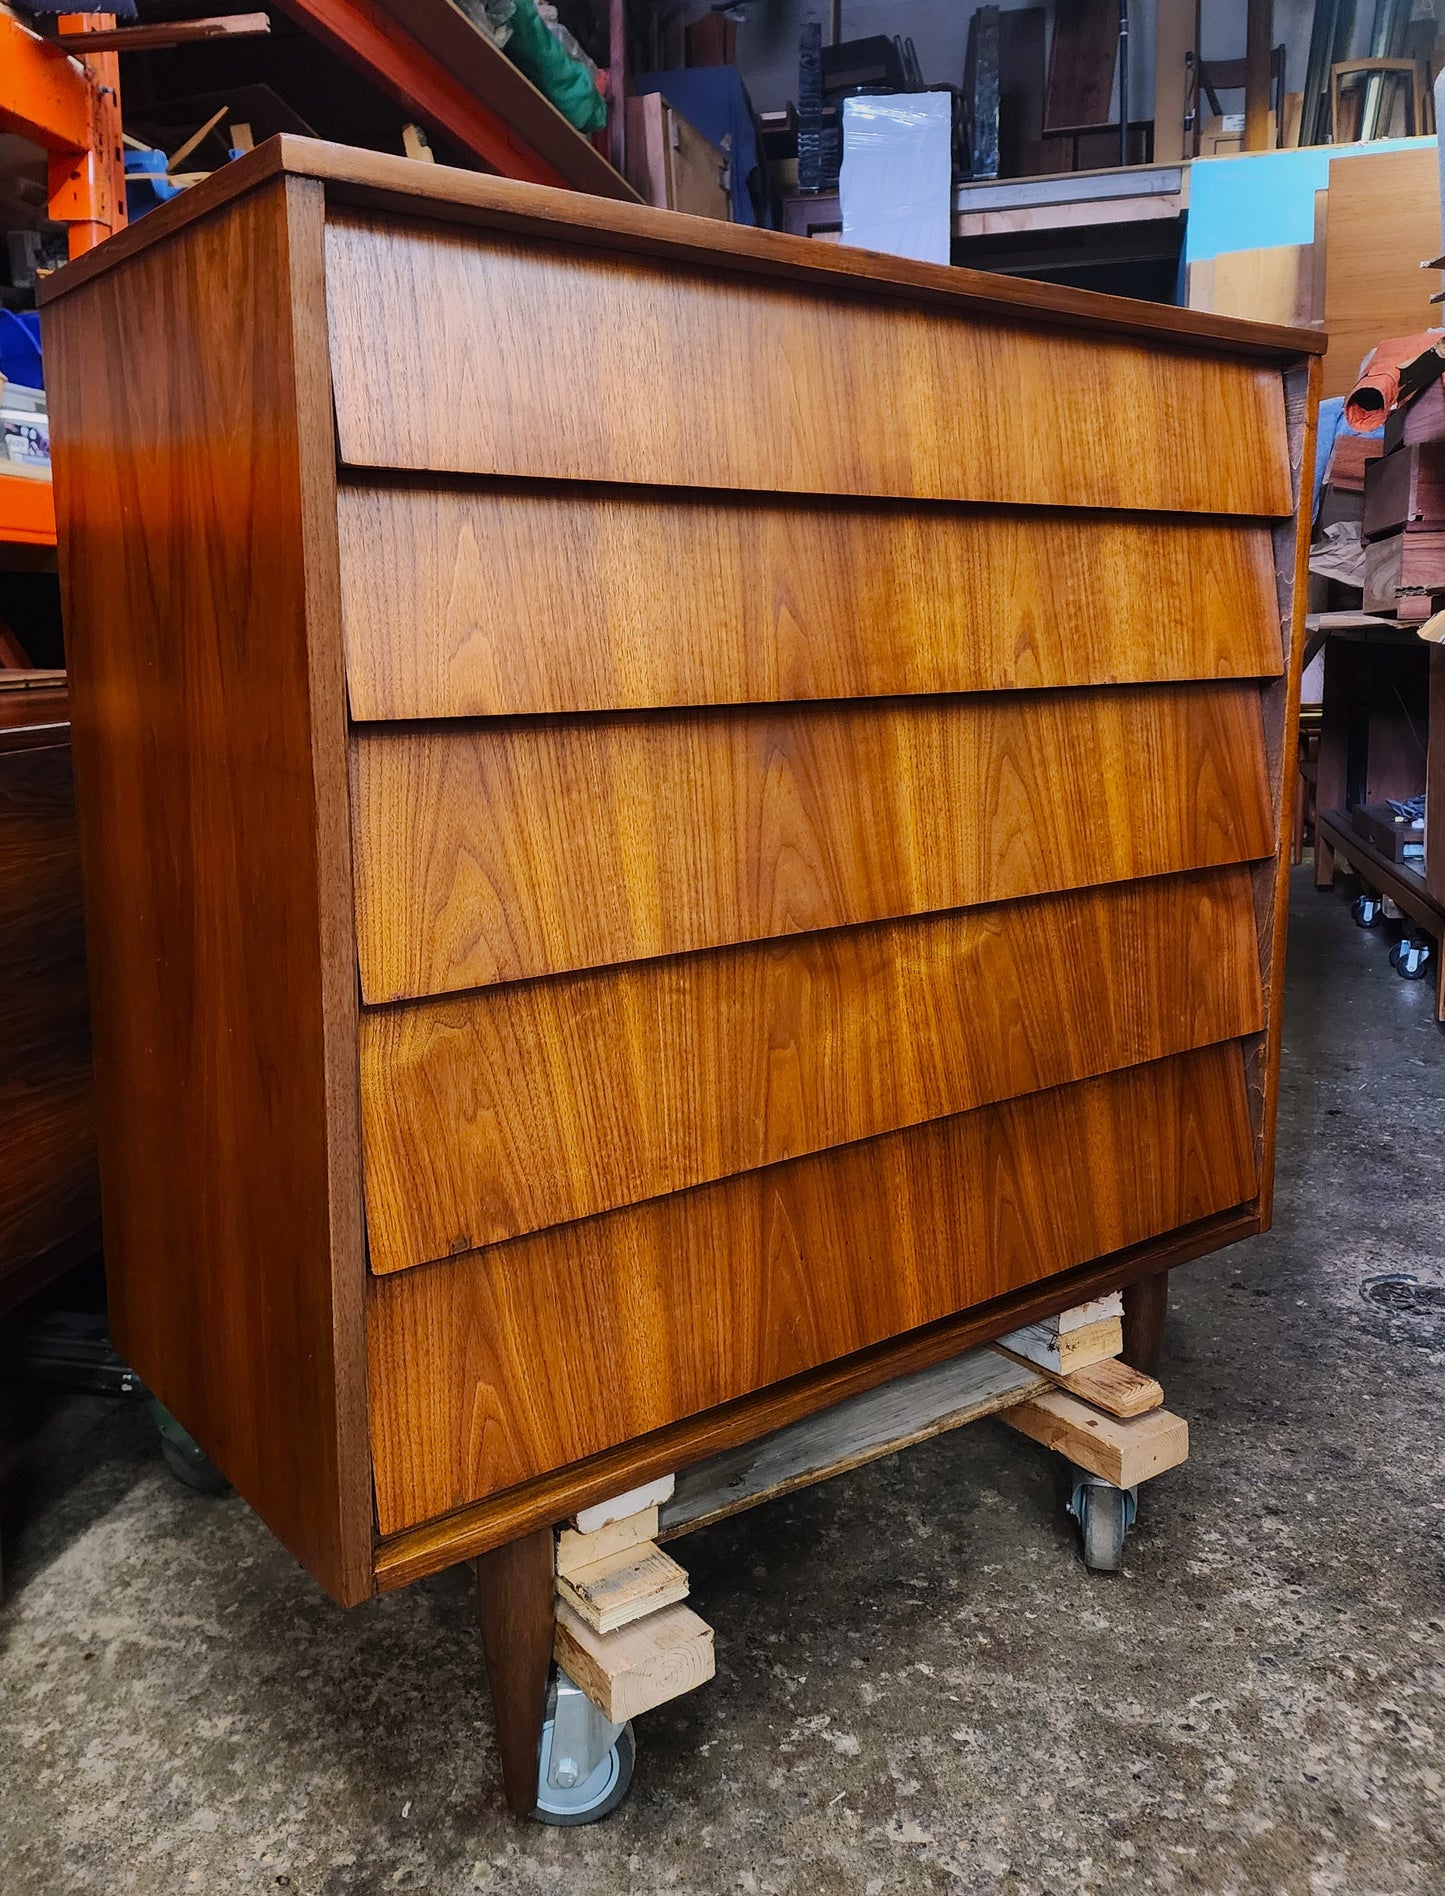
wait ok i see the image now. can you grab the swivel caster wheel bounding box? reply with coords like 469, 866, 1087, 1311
1067, 1470, 1137, 1573
1353, 892, 1384, 928
148, 1399, 229, 1495
1390, 935, 1432, 979
532, 1670, 636, 1826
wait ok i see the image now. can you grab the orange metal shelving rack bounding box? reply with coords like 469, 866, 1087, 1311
1, 5, 127, 550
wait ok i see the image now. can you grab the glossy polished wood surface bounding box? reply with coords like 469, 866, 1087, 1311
338, 483, 1285, 721
41, 141, 1316, 1597
326, 215, 1294, 518
42, 177, 373, 1605
359, 867, 1264, 1271
352, 684, 1275, 999
367, 1044, 1257, 1531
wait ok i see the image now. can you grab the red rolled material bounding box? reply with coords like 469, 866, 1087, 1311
1345, 330, 1444, 433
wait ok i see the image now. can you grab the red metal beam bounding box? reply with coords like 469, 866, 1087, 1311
272, 0, 573, 188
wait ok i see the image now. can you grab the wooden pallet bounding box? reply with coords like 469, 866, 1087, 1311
551, 1293, 1188, 1728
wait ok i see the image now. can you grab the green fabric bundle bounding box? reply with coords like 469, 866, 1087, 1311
506, 0, 608, 135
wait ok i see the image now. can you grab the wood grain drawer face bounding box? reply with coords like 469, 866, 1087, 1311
358, 866, 1264, 1272
350, 682, 1275, 1000
365, 1042, 1258, 1531
325, 215, 1293, 517
338, 482, 1285, 722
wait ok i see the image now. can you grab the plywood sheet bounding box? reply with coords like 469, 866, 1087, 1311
1194, 243, 1320, 329
1323, 146, 1443, 399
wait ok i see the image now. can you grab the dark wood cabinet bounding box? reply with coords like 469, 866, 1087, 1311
0, 674, 98, 1316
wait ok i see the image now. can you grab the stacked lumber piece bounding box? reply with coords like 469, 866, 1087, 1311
992, 1292, 1189, 1488
1363, 433, 1445, 623
553, 1479, 716, 1723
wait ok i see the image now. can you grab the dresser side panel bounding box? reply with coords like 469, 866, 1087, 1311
42, 178, 371, 1605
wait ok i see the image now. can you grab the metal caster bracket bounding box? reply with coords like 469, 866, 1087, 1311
1390, 935, 1432, 979
1067, 1469, 1138, 1573
1353, 892, 1384, 928
533, 1669, 635, 1826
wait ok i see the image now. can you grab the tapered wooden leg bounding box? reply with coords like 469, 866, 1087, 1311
1121, 1272, 1169, 1378
474, 1526, 556, 1817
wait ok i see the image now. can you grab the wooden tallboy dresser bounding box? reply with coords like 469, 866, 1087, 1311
42, 138, 1321, 1805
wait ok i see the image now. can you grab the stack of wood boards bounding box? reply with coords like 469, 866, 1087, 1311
553, 1483, 715, 1723
1363, 430, 1445, 622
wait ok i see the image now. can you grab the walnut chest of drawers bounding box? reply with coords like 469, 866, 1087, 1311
41, 138, 1321, 1614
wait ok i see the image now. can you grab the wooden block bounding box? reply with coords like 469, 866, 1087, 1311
1058, 1356, 1163, 1418
572, 1476, 674, 1535
554, 1600, 715, 1723
1056, 1292, 1123, 1333
554, 1541, 689, 1633
1003, 1389, 1188, 1487
1363, 444, 1445, 539
556, 1506, 658, 1580
991, 1345, 1162, 1418
996, 1314, 1123, 1374
1327, 431, 1385, 493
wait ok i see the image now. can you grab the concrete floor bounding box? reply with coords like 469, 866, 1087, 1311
2, 866, 1443, 1895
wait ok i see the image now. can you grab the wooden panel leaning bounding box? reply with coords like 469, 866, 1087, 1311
40, 137, 1320, 1817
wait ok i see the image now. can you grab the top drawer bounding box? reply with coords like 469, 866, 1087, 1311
324, 214, 1294, 517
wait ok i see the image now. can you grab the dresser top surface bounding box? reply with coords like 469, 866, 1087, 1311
41, 135, 1325, 363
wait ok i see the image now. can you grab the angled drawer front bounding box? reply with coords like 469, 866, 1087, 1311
350, 682, 1275, 1001
328, 201, 1299, 1534
337, 482, 1285, 722
358, 867, 1264, 1273
366, 1043, 1259, 1532
325, 215, 1293, 516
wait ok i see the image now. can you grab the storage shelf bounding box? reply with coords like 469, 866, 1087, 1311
0, 468, 56, 548
1317, 808, 1443, 935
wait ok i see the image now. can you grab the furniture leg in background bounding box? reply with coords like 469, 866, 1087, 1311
1121, 1272, 1169, 1377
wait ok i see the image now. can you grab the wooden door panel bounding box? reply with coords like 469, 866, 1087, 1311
359, 866, 1264, 1272
366, 1042, 1258, 1531
325, 216, 1292, 516
351, 682, 1276, 999
338, 481, 1285, 721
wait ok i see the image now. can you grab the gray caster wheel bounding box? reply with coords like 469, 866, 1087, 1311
148, 1399, 229, 1495
1353, 892, 1384, 928
1390, 936, 1432, 979
532, 1670, 636, 1826
1067, 1470, 1136, 1573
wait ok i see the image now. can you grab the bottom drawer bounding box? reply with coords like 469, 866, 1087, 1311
366, 1042, 1257, 1536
